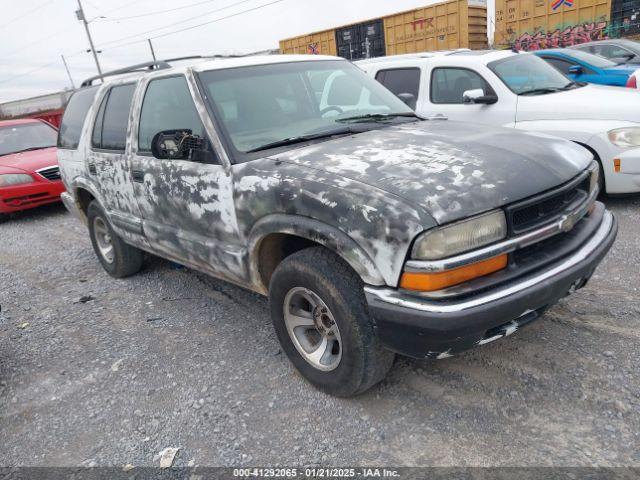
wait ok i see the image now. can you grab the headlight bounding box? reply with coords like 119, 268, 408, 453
0, 173, 34, 187
608, 127, 640, 148
411, 210, 507, 260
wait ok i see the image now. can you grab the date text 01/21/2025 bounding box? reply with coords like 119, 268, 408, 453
232, 468, 400, 477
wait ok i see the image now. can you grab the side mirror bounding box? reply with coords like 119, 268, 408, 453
397, 92, 417, 110
462, 89, 498, 105
151, 129, 204, 160
568, 65, 583, 75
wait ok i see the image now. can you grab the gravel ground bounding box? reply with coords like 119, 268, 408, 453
1, 197, 639, 468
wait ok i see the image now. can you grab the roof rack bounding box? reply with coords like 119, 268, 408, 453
80, 55, 241, 87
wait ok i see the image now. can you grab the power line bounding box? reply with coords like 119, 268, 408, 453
5, 0, 55, 25
98, 0, 256, 48
2, 26, 73, 59
0, 50, 85, 85
104, 0, 221, 22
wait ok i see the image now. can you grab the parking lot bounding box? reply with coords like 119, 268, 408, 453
1, 195, 638, 467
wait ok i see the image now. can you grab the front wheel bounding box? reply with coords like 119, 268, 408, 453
87, 201, 143, 278
269, 247, 395, 397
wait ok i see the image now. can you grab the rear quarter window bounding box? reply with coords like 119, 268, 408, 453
57, 87, 98, 149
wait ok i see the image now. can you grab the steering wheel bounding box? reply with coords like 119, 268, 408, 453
320, 106, 344, 117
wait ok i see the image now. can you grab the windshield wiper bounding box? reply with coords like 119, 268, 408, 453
245, 127, 356, 153
518, 87, 564, 96
335, 112, 419, 123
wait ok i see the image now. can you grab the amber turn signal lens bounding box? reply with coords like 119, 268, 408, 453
614, 158, 621, 173
400, 254, 508, 292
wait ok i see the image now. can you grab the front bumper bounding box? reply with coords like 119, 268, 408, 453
0, 179, 65, 214
365, 209, 617, 359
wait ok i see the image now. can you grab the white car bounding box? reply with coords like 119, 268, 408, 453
357, 50, 640, 194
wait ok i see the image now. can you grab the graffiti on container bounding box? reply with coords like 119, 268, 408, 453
307, 43, 320, 55
511, 21, 609, 51
551, 0, 573, 11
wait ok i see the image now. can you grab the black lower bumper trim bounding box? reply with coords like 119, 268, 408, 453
366, 211, 617, 359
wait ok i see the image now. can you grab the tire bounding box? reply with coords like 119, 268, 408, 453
87, 201, 143, 278
0, 213, 8, 224
269, 247, 395, 397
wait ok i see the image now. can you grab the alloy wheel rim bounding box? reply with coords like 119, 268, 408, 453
283, 287, 342, 372
93, 217, 115, 264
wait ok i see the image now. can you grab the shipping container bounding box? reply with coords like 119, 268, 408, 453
494, 0, 638, 50
279, 0, 488, 60
385, 0, 488, 54
279, 29, 337, 56
610, 0, 640, 38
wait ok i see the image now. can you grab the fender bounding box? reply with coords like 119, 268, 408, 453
248, 214, 387, 291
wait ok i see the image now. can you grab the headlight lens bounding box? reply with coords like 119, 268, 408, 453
0, 173, 34, 187
412, 210, 507, 260
608, 127, 640, 148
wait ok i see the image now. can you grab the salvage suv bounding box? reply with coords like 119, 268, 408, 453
58, 55, 617, 397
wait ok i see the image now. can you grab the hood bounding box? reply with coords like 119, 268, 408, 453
0, 147, 57, 174
273, 121, 591, 224
516, 84, 640, 123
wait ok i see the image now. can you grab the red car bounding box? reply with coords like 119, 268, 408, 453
0, 118, 64, 220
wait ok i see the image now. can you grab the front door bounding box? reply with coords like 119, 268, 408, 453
423, 66, 516, 127
129, 74, 243, 283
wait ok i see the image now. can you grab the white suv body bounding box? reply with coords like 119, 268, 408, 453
357, 50, 640, 194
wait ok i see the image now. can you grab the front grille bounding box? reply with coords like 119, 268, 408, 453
37, 166, 61, 181
506, 174, 590, 235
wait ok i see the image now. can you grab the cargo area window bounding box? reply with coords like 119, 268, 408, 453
91, 84, 136, 151
138, 76, 208, 155
57, 87, 98, 150
430, 67, 495, 104
375, 68, 421, 107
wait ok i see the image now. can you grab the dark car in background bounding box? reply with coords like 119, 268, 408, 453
570, 39, 640, 66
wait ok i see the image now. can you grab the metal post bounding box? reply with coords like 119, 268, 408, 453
76, 0, 103, 81
61, 55, 76, 89
148, 38, 157, 63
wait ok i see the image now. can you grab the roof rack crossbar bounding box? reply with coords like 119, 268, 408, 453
80, 55, 244, 87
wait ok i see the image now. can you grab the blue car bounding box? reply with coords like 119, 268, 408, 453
533, 48, 638, 87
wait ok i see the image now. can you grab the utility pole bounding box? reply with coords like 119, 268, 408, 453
147, 38, 157, 63
61, 55, 76, 89
76, 0, 103, 81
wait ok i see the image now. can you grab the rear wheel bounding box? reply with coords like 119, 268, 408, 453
269, 247, 395, 397
87, 201, 143, 278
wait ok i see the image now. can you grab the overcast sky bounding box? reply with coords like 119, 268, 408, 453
0, 0, 494, 103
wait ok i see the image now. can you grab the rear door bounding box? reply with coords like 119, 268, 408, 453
129, 73, 242, 281
88, 82, 144, 239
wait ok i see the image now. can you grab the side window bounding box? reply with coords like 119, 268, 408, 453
91, 91, 108, 148
97, 84, 136, 151
543, 57, 574, 75
138, 76, 207, 153
375, 68, 421, 99
430, 68, 495, 104
57, 87, 98, 149
596, 44, 633, 60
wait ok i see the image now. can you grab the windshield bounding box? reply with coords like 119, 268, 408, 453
0, 122, 57, 157
488, 54, 578, 95
197, 60, 415, 154
563, 49, 618, 68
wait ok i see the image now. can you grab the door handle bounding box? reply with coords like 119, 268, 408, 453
427, 114, 448, 121
132, 170, 144, 183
